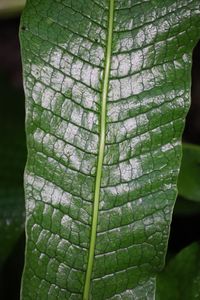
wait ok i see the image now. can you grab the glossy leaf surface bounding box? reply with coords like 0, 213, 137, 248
178, 143, 200, 202
20, 0, 200, 299
156, 243, 200, 300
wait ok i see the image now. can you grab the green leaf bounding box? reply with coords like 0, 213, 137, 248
19, 0, 200, 299
156, 243, 200, 300
178, 143, 200, 202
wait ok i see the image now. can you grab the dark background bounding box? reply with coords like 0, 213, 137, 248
0, 15, 200, 300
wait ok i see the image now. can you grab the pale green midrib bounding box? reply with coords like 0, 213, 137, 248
82, 1, 115, 299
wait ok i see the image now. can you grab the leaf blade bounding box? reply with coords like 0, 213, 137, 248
20, 0, 200, 299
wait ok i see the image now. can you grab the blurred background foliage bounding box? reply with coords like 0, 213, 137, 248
0, 1, 200, 299
0, 1, 26, 299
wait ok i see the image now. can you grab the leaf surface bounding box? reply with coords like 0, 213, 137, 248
20, 1, 200, 299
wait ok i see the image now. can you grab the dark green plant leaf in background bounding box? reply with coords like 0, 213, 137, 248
174, 196, 200, 216
0, 192, 24, 265
19, 0, 200, 299
156, 243, 200, 300
178, 143, 200, 202
0, 75, 26, 265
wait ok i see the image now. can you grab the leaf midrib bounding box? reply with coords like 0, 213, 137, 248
83, 0, 115, 299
